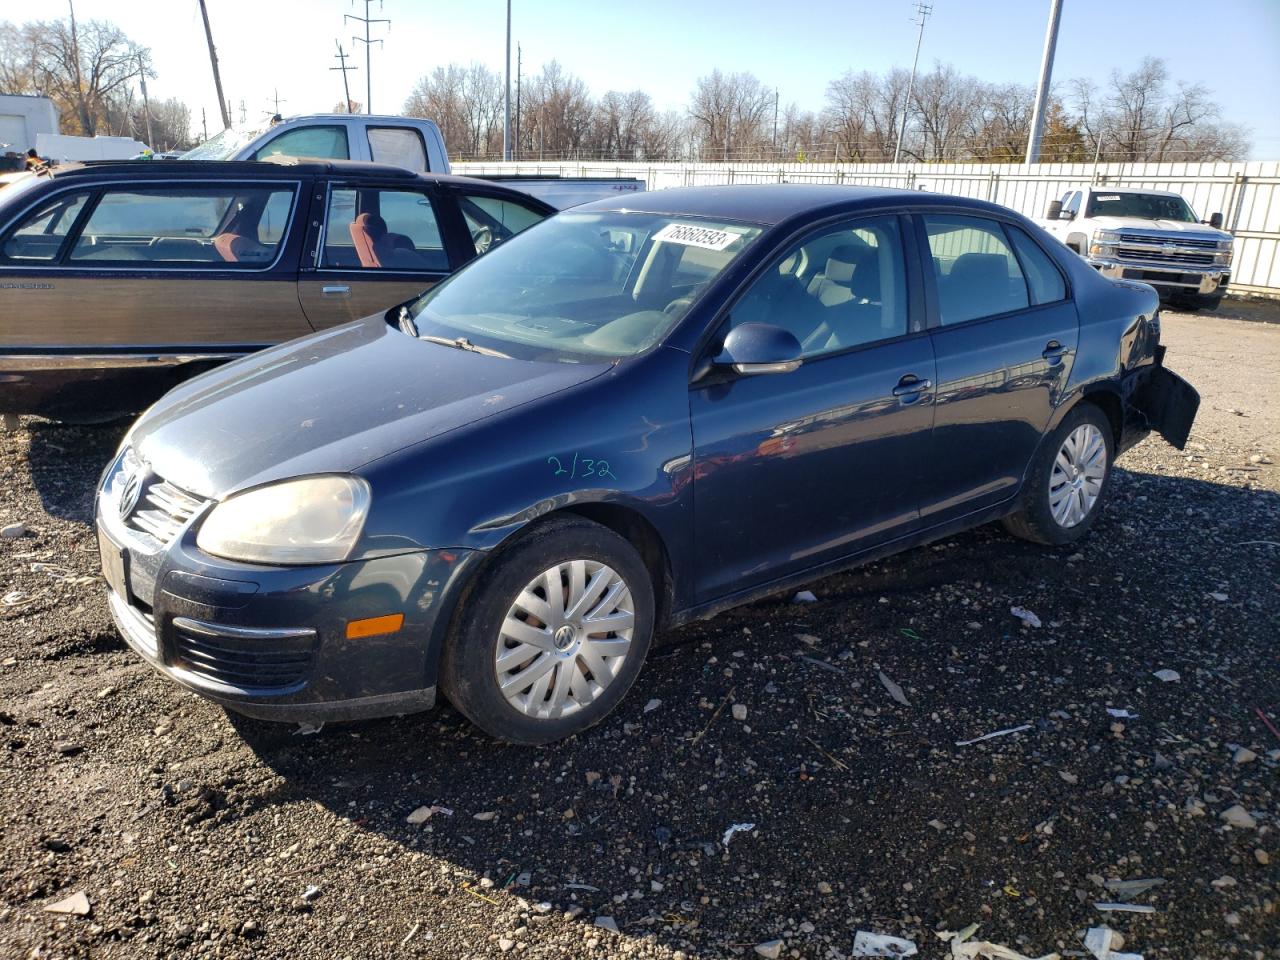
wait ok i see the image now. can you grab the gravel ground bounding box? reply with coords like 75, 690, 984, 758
1, 310, 1276, 960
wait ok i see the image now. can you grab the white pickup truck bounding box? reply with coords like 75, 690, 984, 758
181, 114, 644, 210
1040, 186, 1233, 310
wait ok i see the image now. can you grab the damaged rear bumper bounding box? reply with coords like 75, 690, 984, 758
1121, 347, 1200, 452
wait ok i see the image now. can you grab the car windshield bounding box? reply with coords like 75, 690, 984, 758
407, 211, 763, 362
180, 126, 266, 161
1086, 192, 1196, 222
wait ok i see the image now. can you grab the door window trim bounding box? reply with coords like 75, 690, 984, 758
690, 210, 923, 383
0, 178, 302, 274
312, 181, 453, 275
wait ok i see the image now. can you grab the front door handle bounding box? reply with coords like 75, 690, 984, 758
892, 374, 933, 397
321, 284, 351, 299
1042, 340, 1068, 361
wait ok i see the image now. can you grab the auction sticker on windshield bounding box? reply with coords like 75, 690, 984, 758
652, 222, 743, 251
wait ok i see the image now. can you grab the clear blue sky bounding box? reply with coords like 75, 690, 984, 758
62, 0, 1280, 156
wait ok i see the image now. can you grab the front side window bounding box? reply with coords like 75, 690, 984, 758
253, 125, 349, 161
0, 190, 90, 261
67, 186, 295, 266
458, 194, 548, 255
924, 215, 1030, 325
724, 215, 908, 358
409, 212, 763, 362
321, 187, 447, 271
368, 127, 427, 171
1064, 191, 1081, 217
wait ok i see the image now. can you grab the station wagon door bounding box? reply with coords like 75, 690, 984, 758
298, 182, 457, 330
0, 178, 312, 417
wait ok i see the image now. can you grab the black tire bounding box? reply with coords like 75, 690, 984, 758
439, 516, 654, 745
1001, 403, 1115, 546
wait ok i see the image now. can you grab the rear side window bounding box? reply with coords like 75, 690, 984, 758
924, 215, 1029, 325
254, 125, 349, 161
1006, 226, 1066, 305
321, 187, 447, 271
368, 127, 427, 171
458, 194, 548, 255
67, 186, 295, 267
1, 190, 90, 262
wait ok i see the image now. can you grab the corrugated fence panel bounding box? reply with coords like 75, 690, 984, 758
457, 160, 1280, 294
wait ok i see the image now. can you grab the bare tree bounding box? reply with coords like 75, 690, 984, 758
523, 61, 594, 159
823, 69, 909, 161
405, 65, 468, 155
27, 18, 144, 136
689, 70, 773, 159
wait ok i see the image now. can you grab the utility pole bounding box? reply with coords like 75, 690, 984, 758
331, 40, 358, 113
503, 0, 512, 160
772, 88, 779, 161
346, 0, 389, 114
893, 2, 931, 165
515, 42, 522, 161
137, 51, 154, 148
201, 107, 208, 142
1024, 0, 1064, 164
239, 99, 247, 124
266, 89, 286, 118
198, 0, 232, 130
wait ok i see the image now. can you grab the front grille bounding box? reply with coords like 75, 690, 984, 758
1118, 232, 1217, 249
127, 478, 208, 543
1116, 246, 1214, 266
171, 618, 316, 691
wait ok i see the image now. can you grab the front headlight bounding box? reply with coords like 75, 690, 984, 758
196, 475, 371, 565
1093, 229, 1121, 244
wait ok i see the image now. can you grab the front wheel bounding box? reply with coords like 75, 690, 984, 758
440, 516, 654, 744
1002, 403, 1114, 546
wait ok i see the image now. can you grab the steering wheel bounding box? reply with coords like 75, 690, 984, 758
663, 296, 695, 316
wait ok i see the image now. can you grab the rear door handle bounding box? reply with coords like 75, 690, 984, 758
1042, 340, 1068, 361
321, 285, 351, 298
892, 375, 933, 397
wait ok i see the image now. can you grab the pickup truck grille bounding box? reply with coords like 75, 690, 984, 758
1113, 233, 1220, 268
1116, 247, 1215, 266
1118, 232, 1218, 249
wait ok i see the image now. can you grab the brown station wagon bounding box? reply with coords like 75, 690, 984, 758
0, 158, 552, 420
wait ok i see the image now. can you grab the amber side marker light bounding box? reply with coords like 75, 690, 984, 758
346, 613, 405, 640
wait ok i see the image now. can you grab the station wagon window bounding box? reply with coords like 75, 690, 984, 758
458, 194, 548, 256
368, 126, 427, 172
67, 186, 295, 267
253, 125, 349, 161
725, 215, 908, 359
321, 187, 447, 271
923, 215, 1030, 325
0, 190, 90, 262
1006, 225, 1066, 305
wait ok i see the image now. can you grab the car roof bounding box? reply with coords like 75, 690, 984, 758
573, 183, 1018, 226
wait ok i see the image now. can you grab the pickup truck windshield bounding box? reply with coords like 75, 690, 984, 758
1086, 192, 1196, 222
181, 127, 266, 161
408, 212, 763, 363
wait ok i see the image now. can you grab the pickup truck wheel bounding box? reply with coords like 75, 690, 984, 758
440, 516, 654, 745
1002, 403, 1114, 546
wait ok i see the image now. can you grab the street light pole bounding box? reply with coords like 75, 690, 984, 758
893, 2, 931, 165
503, 0, 512, 161
1024, 0, 1064, 164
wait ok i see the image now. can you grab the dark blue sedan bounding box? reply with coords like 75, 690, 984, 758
96, 185, 1198, 743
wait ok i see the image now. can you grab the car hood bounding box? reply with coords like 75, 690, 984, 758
130, 317, 611, 500
1091, 216, 1230, 241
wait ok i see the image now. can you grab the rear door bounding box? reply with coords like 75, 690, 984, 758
0, 176, 311, 415
917, 212, 1077, 523
298, 180, 458, 329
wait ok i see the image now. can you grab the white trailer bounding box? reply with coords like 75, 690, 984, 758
0, 94, 58, 155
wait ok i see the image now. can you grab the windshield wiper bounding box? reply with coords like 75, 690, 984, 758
418, 333, 512, 359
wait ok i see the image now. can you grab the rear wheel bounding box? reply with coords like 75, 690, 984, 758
440, 517, 654, 744
1002, 403, 1114, 546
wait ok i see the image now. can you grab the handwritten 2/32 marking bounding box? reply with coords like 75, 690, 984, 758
547, 453, 617, 480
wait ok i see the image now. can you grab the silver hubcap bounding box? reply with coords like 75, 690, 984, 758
495, 560, 634, 720
1049, 423, 1107, 528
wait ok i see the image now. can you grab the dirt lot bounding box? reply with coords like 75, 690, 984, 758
1, 311, 1276, 960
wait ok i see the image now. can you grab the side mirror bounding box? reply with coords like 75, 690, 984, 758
715, 323, 802, 376
1046, 200, 1063, 220
1207, 212, 1224, 229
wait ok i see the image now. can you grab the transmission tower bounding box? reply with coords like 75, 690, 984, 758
345, 0, 390, 114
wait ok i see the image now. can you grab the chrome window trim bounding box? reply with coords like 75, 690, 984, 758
0, 177, 303, 274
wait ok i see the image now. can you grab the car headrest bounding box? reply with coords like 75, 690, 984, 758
353, 212, 388, 240
824, 244, 862, 284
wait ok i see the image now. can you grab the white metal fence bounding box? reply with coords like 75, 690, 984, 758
455, 159, 1280, 296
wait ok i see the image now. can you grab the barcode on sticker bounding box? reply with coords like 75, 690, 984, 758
652, 223, 741, 251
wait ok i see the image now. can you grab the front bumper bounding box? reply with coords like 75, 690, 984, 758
96, 453, 479, 724
1121, 348, 1200, 452
1090, 258, 1229, 296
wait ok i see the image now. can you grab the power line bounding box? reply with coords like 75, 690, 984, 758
345, 0, 389, 114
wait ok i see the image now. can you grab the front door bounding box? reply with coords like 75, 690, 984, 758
919, 213, 1079, 522
690, 214, 936, 602
298, 183, 454, 330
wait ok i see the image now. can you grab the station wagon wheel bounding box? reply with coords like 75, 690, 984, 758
1002, 403, 1115, 546
440, 516, 654, 744
496, 560, 635, 719
1048, 423, 1107, 528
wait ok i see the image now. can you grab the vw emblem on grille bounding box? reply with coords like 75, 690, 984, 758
118, 467, 145, 520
